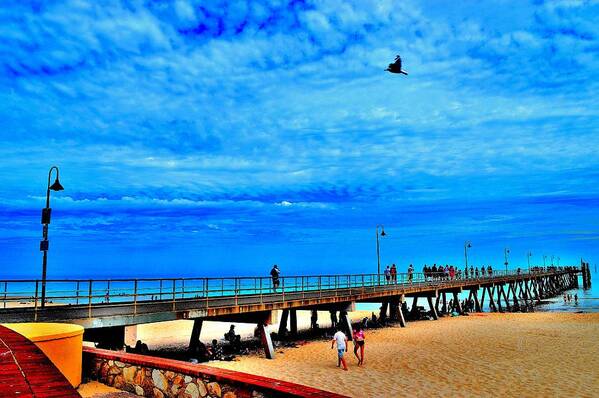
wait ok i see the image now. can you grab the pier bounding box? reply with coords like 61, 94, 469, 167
0, 267, 583, 359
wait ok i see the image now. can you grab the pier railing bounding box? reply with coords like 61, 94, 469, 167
0, 267, 576, 314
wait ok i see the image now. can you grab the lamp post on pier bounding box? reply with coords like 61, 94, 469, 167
464, 241, 472, 269
504, 247, 510, 273
40, 166, 64, 309
527, 251, 533, 269
543, 255, 547, 267
551, 255, 555, 267
375, 225, 386, 278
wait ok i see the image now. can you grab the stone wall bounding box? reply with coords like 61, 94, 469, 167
83, 347, 347, 398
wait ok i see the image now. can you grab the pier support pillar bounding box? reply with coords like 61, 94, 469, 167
398, 295, 407, 327
511, 284, 519, 309
380, 301, 389, 322
278, 309, 289, 336
427, 296, 438, 320
188, 319, 203, 352
410, 296, 419, 318
290, 309, 298, 337
499, 285, 509, 312
310, 310, 318, 330
329, 310, 338, 330
487, 286, 497, 312
389, 297, 400, 320
452, 292, 462, 314
532, 280, 540, 302
258, 322, 275, 359
340, 311, 353, 341
495, 285, 503, 312
442, 292, 447, 314
472, 289, 482, 312
480, 287, 486, 310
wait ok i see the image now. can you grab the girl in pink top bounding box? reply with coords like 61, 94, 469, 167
353, 326, 366, 366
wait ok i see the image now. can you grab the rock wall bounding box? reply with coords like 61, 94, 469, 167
88, 358, 251, 398
83, 347, 347, 398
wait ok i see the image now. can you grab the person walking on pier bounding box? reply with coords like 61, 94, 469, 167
384, 266, 391, 284
353, 326, 366, 366
408, 264, 414, 283
390, 264, 397, 283
331, 326, 348, 371
270, 264, 281, 292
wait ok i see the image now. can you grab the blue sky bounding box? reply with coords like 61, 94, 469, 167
1, 0, 598, 278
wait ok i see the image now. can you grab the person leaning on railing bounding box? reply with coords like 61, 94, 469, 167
270, 264, 280, 292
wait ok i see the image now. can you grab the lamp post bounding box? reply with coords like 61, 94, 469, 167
504, 247, 510, 273
543, 255, 547, 267
464, 241, 472, 268
551, 255, 555, 267
40, 166, 64, 309
375, 225, 386, 278
527, 251, 532, 269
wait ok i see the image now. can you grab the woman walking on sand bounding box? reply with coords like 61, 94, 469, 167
353, 326, 366, 366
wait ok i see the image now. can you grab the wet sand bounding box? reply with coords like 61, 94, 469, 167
206, 312, 599, 397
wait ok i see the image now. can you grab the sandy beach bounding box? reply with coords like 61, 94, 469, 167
79, 311, 599, 397
202, 312, 599, 398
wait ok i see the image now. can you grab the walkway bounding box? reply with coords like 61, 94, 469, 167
0, 325, 80, 398
0, 268, 579, 329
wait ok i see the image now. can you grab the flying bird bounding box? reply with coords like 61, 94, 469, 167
386, 55, 408, 75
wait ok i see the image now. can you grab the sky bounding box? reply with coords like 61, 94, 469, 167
1, 0, 598, 278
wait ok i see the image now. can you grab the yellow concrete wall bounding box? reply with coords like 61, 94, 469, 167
3, 323, 83, 387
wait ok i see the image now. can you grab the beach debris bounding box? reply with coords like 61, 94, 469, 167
386, 54, 408, 75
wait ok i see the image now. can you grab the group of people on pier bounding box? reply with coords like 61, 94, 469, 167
382, 263, 497, 283
423, 264, 494, 280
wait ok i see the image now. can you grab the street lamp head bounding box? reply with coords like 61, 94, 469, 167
49, 178, 64, 191
380, 229, 386, 237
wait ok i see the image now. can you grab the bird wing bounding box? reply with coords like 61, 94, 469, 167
395, 55, 402, 69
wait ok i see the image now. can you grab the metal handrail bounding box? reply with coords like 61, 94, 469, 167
0, 267, 579, 314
